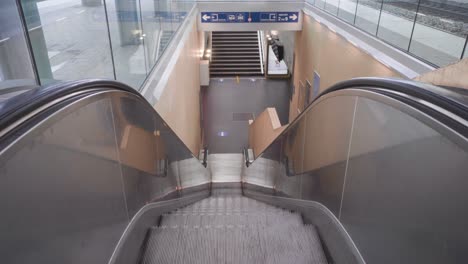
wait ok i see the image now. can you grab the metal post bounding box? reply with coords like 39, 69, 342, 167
461, 35, 468, 60
102, 0, 117, 80
18, 0, 53, 84
407, 0, 422, 52
353, 0, 360, 25
375, 0, 385, 36
137, 0, 148, 74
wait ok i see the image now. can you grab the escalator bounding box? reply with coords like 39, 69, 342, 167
141, 190, 327, 264
0, 77, 467, 264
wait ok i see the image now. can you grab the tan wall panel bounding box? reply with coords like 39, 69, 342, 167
154, 21, 202, 156
249, 108, 286, 158
290, 14, 402, 122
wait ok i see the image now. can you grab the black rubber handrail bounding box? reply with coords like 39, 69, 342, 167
324, 77, 468, 121
0, 79, 140, 132
2, 77, 467, 155
252, 77, 468, 160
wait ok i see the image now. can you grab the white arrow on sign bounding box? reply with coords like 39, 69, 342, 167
289, 14, 298, 21
202, 14, 210, 21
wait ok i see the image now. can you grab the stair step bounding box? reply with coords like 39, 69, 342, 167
213, 43, 258, 47
212, 37, 258, 40
213, 52, 259, 55
212, 49, 259, 52
212, 40, 258, 43
210, 64, 261, 68
213, 32, 257, 35
210, 31, 262, 76
212, 56, 260, 60
211, 60, 260, 65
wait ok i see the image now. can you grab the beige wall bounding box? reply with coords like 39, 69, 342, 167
290, 14, 402, 122
415, 58, 468, 89
249, 108, 286, 158
154, 21, 202, 156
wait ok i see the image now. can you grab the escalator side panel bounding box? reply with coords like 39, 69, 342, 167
0, 90, 210, 264
244, 88, 468, 264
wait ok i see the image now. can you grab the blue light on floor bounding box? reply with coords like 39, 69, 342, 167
217, 131, 228, 137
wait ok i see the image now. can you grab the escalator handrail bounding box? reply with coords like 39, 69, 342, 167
325, 77, 468, 121
252, 77, 468, 161
0, 79, 140, 133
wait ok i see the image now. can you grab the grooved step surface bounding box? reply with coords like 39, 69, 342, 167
141, 194, 328, 264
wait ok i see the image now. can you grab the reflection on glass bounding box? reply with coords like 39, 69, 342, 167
140, 0, 162, 70
325, 0, 340, 15
337, 0, 358, 24
313, 0, 468, 66
9, 0, 192, 90
315, 0, 326, 10
355, 0, 383, 35
106, 0, 147, 88
342, 97, 468, 263
377, 0, 418, 50
0, 0, 37, 89
21, 0, 114, 84
409, 0, 468, 66
158, 0, 175, 57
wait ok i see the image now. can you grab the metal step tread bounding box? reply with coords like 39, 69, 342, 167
141, 194, 328, 264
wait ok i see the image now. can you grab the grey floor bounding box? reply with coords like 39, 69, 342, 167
203, 77, 291, 153
142, 191, 327, 264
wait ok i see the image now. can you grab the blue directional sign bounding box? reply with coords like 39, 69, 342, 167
201, 12, 299, 23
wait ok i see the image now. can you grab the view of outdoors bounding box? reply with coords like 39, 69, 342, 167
1, 0, 193, 89
1, 0, 467, 91
308, 0, 468, 66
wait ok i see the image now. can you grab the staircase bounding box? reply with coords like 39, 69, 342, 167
210, 31, 263, 78
157, 30, 175, 58
141, 191, 328, 264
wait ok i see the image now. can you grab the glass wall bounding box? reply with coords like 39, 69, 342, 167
307, 0, 468, 67
0, 0, 194, 91
0, 0, 37, 91
21, 0, 115, 85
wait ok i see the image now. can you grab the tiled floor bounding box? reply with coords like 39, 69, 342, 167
202, 77, 290, 153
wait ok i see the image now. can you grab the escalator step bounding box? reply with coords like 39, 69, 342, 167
141, 195, 328, 264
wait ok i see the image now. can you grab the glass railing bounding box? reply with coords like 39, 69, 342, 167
0, 80, 211, 263
243, 79, 468, 263
1, 0, 194, 91
0, 0, 38, 90
306, 0, 468, 67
